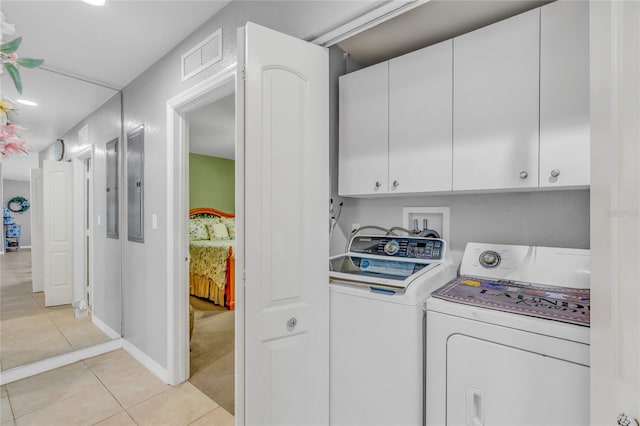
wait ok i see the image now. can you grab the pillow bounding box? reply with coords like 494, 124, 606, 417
208, 223, 230, 240
200, 217, 221, 227
189, 220, 209, 241
221, 218, 235, 239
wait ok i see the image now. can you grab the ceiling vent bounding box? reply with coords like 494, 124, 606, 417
181, 29, 222, 81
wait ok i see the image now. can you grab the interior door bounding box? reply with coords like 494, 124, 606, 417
43, 160, 74, 307
240, 22, 329, 425
30, 168, 44, 293
590, 1, 640, 423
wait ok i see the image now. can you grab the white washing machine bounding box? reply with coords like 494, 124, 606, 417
329, 235, 457, 426
426, 243, 591, 426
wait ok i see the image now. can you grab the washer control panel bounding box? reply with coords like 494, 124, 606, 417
459, 242, 591, 289
349, 236, 445, 261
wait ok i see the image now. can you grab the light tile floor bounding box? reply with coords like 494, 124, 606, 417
0, 249, 112, 370
1, 349, 234, 426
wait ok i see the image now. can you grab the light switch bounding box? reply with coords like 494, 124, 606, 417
152, 214, 158, 230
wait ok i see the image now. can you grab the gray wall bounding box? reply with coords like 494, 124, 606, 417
2, 179, 32, 247
329, 190, 590, 258
120, 1, 387, 369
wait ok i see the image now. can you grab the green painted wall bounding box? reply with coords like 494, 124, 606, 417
189, 154, 235, 213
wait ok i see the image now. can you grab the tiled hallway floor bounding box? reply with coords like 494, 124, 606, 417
1, 349, 234, 426
0, 249, 112, 370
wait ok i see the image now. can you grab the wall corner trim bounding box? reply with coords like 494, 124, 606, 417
123, 340, 169, 384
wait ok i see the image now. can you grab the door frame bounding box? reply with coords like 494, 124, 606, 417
73, 146, 94, 308
165, 63, 240, 393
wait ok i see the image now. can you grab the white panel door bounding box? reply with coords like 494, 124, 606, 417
240, 22, 329, 425
338, 61, 388, 196
43, 160, 74, 307
389, 40, 452, 193
453, 9, 540, 191
590, 1, 640, 423
540, 0, 590, 188
447, 335, 589, 426
30, 168, 44, 293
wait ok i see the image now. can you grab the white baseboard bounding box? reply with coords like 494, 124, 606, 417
92, 315, 121, 340
0, 338, 124, 385
123, 341, 169, 384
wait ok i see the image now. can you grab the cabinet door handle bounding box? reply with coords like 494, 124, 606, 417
550, 169, 561, 178
375, 181, 382, 188
519, 171, 528, 179
392, 180, 399, 188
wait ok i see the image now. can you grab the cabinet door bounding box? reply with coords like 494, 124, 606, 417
540, 0, 590, 188
389, 40, 452, 194
338, 62, 388, 196
453, 9, 540, 191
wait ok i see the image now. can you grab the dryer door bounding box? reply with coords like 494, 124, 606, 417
447, 335, 588, 425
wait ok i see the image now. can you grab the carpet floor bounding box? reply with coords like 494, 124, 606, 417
188, 296, 235, 415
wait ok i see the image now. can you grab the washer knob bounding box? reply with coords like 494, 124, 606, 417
384, 240, 400, 256
479, 250, 501, 268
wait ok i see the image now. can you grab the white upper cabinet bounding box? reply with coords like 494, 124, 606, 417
339, 62, 389, 196
389, 40, 453, 194
338, 2, 590, 197
539, 0, 590, 188
452, 9, 540, 191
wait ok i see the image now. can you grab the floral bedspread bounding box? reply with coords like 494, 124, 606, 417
189, 241, 233, 290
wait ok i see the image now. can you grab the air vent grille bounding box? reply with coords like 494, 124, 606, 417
181, 29, 222, 81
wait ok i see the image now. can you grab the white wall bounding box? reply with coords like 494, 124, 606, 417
2, 179, 32, 247
1, 152, 39, 182
120, 1, 387, 369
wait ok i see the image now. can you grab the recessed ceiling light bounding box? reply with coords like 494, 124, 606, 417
82, 0, 106, 6
17, 99, 38, 106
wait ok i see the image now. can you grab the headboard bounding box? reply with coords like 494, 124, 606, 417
189, 207, 235, 219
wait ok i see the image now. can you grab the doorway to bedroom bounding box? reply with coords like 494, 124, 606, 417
186, 93, 236, 415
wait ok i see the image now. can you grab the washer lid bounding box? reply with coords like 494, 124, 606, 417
329, 254, 441, 291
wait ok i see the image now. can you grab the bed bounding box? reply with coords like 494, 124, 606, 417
189, 208, 236, 310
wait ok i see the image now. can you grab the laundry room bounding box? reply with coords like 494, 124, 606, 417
326, 1, 596, 425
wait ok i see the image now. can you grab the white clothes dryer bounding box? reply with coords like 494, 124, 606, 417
426, 243, 590, 426
329, 235, 456, 426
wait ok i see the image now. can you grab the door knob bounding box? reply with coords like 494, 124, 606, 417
287, 317, 297, 331
617, 413, 639, 426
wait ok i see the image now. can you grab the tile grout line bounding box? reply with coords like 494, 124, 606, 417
186, 405, 221, 426
83, 359, 139, 426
